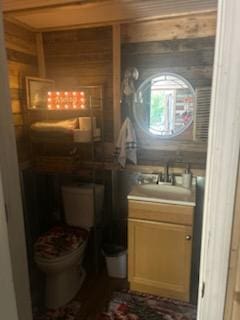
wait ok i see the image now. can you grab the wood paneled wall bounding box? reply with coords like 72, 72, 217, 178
27, 13, 216, 170
121, 12, 216, 44
4, 20, 38, 163
43, 26, 113, 142
122, 37, 214, 87
121, 36, 215, 168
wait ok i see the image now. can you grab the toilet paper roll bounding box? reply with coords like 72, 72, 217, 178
78, 117, 96, 131
182, 173, 192, 189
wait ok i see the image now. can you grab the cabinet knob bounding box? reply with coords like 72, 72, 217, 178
185, 235, 192, 240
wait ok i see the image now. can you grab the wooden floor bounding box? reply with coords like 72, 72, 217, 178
75, 267, 128, 320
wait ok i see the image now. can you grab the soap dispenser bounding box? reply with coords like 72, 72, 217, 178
182, 163, 192, 189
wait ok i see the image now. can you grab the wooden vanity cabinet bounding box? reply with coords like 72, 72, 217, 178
128, 200, 194, 302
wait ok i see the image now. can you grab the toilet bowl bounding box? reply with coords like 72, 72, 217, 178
36, 245, 85, 274
35, 243, 87, 308
34, 183, 104, 308
34, 225, 88, 308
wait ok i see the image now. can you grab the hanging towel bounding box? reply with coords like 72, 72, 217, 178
115, 117, 137, 167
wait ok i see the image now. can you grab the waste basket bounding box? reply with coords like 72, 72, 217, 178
102, 244, 127, 278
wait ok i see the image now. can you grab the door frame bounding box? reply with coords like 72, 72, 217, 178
0, 5, 32, 320
1, 0, 240, 319
197, 0, 240, 319
0, 171, 19, 320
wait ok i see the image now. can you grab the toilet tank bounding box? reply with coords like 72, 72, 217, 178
61, 183, 104, 229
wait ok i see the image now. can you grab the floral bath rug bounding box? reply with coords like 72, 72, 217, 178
98, 291, 197, 320
34, 300, 81, 320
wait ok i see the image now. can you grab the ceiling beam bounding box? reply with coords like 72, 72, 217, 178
2, 0, 103, 13
3, 0, 218, 16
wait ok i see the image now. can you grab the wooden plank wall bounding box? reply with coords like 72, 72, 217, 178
43, 26, 113, 142
32, 13, 216, 170
121, 13, 216, 43
121, 14, 216, 168
4, 20, 38, 163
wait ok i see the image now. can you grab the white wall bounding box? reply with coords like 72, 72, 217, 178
0, 170, 19, 320
197, 0, 240, 318
0, 5, 32, 320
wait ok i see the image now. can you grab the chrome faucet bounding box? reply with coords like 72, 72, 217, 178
159, 162, 175, 185
154, 163, 175, 185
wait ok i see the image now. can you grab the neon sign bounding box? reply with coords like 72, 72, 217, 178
47, 91, 86, 110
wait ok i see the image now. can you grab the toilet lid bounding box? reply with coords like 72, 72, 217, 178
35, 226, 88, 260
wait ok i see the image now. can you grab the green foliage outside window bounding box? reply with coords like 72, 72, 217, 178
150, 91, 165, 129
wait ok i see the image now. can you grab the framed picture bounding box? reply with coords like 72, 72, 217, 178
26, 77, 55, 110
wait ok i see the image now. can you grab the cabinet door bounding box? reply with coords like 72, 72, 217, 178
128, 219, 192, 301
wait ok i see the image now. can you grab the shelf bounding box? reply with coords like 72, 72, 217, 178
32, 156, 108, 174
28, 85, 105, 273
30, 136, 102, 144
27, 106, 102, 112
31, 135, 74, 144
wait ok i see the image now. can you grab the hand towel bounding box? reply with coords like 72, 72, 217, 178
115, 117, 137, 167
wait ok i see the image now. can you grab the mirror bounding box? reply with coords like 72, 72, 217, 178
133, 73, 195, 138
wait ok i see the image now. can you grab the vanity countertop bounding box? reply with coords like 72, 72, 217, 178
127, 183, 196, 206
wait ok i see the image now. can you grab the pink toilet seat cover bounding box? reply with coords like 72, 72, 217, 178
35, 226, 88, 259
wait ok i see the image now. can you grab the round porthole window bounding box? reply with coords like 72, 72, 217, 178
133, 73, 195, 138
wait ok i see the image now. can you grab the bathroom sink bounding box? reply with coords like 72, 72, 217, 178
127, 183, 196, 206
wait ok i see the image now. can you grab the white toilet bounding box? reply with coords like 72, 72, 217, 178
34, 183, 104, 309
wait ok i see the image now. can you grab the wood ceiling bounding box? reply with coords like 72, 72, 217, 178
2, 0, 218, 31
